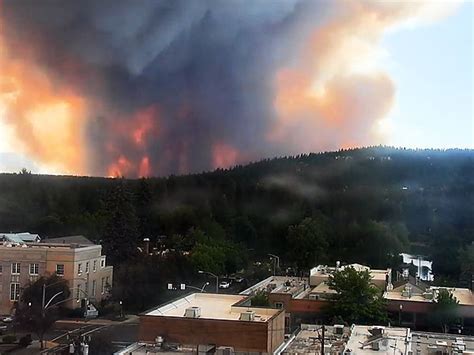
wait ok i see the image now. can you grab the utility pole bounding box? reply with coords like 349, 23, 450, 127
320, 325, 325, 355
268, 254, 280, 276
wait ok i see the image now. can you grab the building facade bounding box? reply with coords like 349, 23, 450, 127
139, 293, 285, 354
0, 238, 113, 314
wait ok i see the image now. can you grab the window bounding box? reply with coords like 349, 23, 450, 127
85, 281, 89, 295
275, 302, 284, 309
76, 284, 81, 300
10, 283, 20, 301
11, 263, 20, 275
29, 263, 39, 275
92, 280, 96, 296
105, 276, 110, 292
85, 262, 89, 273
78, 263, 82, 275
56, 264, 64, 276
101, 258, 105, 268
93, 260, 97, 272
101, 277, 105, 294
0, 264, 3, 274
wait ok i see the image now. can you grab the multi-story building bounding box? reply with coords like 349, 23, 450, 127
137, 293, 285, 354
384, 279, 474, 328
309, 263, 392, 296
0, 234, 113, 314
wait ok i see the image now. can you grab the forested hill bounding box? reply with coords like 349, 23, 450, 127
1, 147, 473, 285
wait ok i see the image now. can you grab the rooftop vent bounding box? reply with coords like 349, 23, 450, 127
368, 326, 385, 337
240, 310, 255, 321
423, 292, 434, 300
333, 324, 344, 335
184, 306, 201, 318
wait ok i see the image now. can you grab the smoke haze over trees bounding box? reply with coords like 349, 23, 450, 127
0, 147, 472, 295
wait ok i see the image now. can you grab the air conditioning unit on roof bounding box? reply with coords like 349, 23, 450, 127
240, 310, 255, 321
184, 306, 201, 318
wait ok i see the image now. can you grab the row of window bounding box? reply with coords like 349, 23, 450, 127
0, 259, 105, 277
77, 258, 106, 276
0, 263, 64, 276
75, 276, 110, 300
9, 275, 111, 302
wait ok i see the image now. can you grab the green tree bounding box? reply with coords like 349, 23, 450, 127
326, 267, 387, 324
431, 289, 459, 333
135, 178, 154, 239
101, 181, 139, 265
14, 275, 70, 348
251, 290, 270, 307
286, 216, 329, 271
88, 333, 114, 355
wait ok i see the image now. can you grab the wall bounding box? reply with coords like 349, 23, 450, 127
267, 309, 285, 353
0, 244, 113, 314
139, 316, 278, 353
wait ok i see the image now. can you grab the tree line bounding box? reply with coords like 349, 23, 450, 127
0, 146, 473, 310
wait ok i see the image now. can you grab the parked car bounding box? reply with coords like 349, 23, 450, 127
2, 317, 13, 323
219, 280, 231, 289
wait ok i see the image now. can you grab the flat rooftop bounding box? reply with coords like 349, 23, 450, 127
345, 325, 410, 355
283, 324, 349, 354
240, 276, 309, 297
310, 282, 336, 295
0, 242, 98, 251
385, 287, 474, 306
144, 293, 279, 322
411, 332, 474, 354
310, 264, 389, 281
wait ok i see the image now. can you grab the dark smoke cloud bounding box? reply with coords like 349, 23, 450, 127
2, 0, 443, 177
4, 0, 325, 176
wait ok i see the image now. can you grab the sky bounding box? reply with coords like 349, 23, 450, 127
383, 0, 473, 149
0, 0, 472, 177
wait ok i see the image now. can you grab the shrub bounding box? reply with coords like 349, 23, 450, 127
2, 334, 17, 343
19, 334, 32, 348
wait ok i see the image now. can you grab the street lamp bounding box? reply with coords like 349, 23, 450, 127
37, 278, 87, 349
199, 270, 219, 293
119, 300, 123, 319
399, 304, 403, 325
268, 254, 280, 276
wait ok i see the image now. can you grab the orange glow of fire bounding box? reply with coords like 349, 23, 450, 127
212, 142, 239, 170
107, 155, 133, 178
138, 156, 150, 177
131, 105, 159, 147
0, 30, 88, 175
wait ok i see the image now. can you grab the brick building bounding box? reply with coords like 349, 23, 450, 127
0, 235, 113, 314
138, 293, 285, 354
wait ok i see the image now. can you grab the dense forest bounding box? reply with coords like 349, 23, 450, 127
0, 147, 473, 310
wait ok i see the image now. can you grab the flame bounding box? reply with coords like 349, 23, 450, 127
107, 155, 133, 178
138, 156, 150, 177
131, 106, 159, 147
212, 143, 239, 169
0, 28, 88, 174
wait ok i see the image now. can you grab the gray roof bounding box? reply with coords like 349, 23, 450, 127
42, 235, 95, 245
0, 232, 41, 243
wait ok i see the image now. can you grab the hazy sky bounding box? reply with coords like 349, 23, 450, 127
383, 0, 473, 149
0, 0, 472, 176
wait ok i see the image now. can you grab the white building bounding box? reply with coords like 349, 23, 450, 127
400, 253, 434, 282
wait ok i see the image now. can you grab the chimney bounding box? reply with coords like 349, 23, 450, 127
143, 238, 150, 255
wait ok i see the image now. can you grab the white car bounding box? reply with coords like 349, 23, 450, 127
219, 281, 231, 289
2, 317, 13, 323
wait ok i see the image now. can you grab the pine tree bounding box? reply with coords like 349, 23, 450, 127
101, 180, 139, 265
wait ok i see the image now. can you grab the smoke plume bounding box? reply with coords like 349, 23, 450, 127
0, 0, 460, 176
